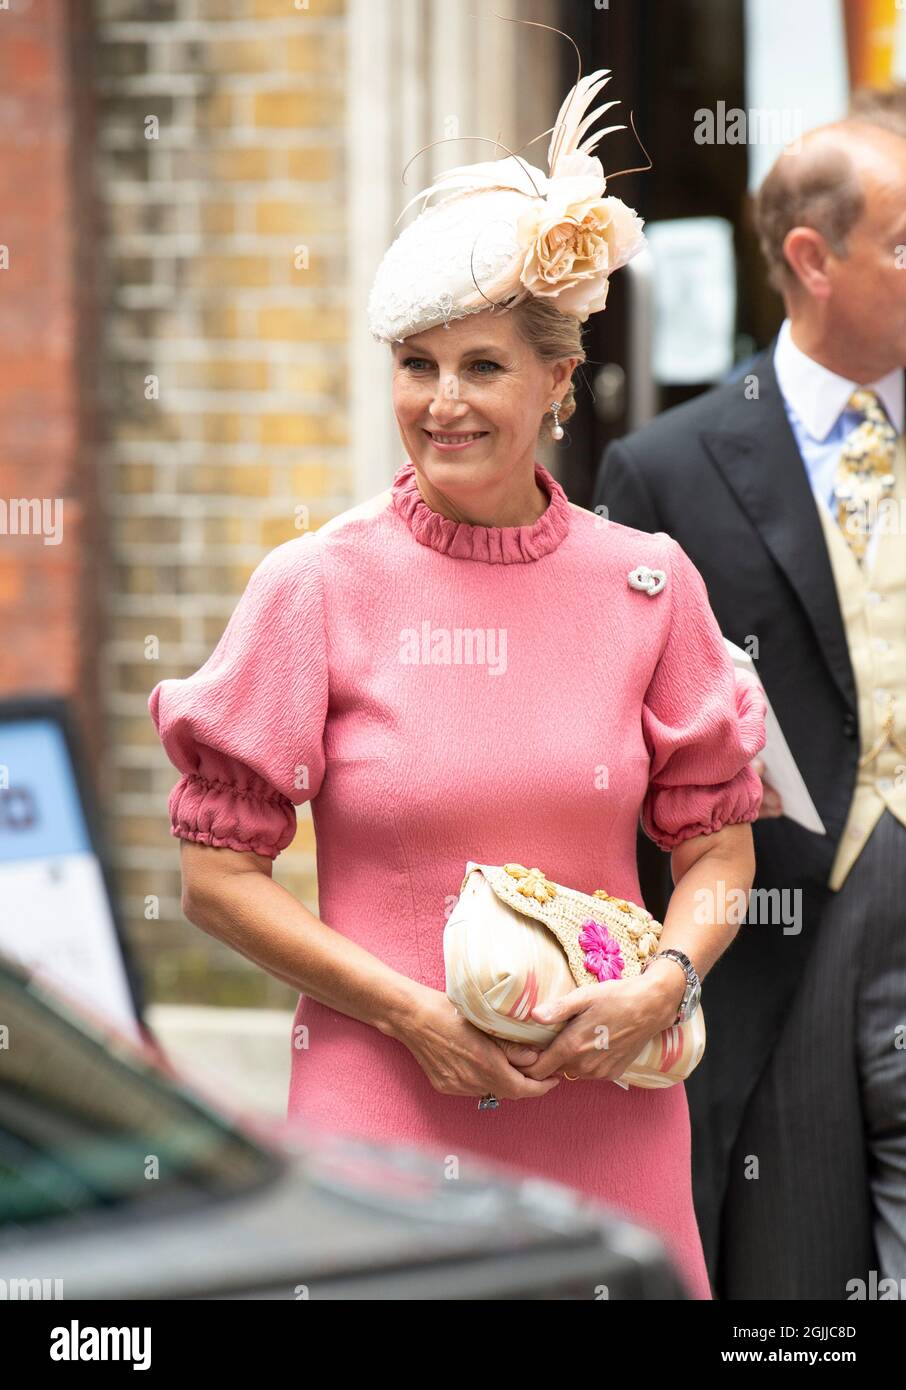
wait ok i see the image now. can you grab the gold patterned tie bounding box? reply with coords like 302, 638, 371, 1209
833, 388, 898, 562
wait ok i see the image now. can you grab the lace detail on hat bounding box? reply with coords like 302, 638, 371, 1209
368, 191, 527, 343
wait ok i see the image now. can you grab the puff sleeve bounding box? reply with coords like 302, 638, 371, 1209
640, 538, 767, 852
148, 534, 328, 860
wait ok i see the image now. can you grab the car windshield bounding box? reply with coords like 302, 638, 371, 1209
0, 962, 282, 1228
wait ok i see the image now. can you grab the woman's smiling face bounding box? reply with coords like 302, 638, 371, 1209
391, 308, 577, 504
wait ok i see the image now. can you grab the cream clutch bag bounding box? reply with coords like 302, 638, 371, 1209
443, 862, 706, 1089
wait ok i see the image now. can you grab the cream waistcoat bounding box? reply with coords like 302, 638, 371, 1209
813, 432, 906, 890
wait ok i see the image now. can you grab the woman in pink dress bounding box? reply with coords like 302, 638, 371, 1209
148, 65, 766, 1300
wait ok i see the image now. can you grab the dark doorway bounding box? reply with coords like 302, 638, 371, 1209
556, 0, 776, 508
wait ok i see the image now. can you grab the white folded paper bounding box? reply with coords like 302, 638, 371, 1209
723, 638, 826, 835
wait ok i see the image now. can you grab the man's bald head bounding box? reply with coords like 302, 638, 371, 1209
753, 119, 906, 297
753, 115, 906, 378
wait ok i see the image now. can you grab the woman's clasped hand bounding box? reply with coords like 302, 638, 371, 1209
396, 974, 677, 1098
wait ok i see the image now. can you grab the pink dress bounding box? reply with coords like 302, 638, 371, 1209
149, 459, 766, 1300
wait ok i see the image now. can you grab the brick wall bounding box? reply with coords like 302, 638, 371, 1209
0, 0, 104, 776
93, 0, 350, 1005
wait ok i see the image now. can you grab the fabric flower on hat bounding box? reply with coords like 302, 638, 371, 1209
516, 182, 645, 322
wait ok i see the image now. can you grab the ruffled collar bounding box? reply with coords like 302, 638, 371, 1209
390, 459, 571, 563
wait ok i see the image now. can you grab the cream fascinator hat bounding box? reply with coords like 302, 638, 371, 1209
367, 63, 648, 344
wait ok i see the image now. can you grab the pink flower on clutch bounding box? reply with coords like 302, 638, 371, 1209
579, 918, 624, 981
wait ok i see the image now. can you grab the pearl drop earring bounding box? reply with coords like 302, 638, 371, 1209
549, 401, 564, 441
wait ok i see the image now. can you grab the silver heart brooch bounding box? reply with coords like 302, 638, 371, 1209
627, 565, 667, 597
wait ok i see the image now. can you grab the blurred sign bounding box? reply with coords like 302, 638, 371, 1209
0, 707, 142, 1042
644, 219, 737, 386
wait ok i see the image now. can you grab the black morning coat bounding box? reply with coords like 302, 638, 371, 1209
593, 337, 861, 1281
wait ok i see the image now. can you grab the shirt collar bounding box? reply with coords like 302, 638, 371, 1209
773, 316, 905, 441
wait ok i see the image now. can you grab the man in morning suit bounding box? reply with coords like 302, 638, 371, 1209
593, 117, 906, 1299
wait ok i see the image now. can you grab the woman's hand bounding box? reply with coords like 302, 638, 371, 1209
512, 973, 680, 1084
395, 987, 562, 1101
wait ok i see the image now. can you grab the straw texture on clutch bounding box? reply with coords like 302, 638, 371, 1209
443, 861, 706, 1089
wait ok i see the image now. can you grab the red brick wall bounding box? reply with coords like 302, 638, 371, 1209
0, 0, 103, 778
93, 0, 348, 1004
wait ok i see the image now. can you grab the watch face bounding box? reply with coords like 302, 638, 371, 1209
686, 981, 702, 1017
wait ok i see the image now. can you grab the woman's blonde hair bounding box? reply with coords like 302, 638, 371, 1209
510, 297, 586, 442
